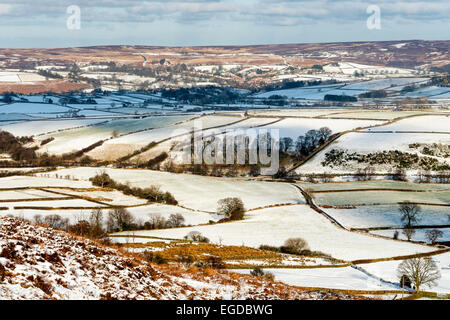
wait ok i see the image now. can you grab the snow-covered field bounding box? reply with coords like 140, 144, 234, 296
0, 189, 68, 201
38, 168, 305, 211
109, 115, 240, 144
254, 85, 346, 100
260, 118, 382, 140
253, 78, 427, 100
343, 78, 428, 91
326, 205, 450, 229
0, 103, 71, 114
122, 116, 280, 163
363, 115, 450, 132
405, 86, 450, 98
312, 190, 450, 206
300, 180, 450, 192
1, 199, 105, 209
0, 119, 105, 136
214, 117, 278, 130
324, 110, 429, 120
39, 115, 193, 155
0, 113, 35, 121
113, 205, 433, 261
298, 131, 450, 174
0, 71, 46, 83
300, 181, 450, 228
233, 266, 401, 291
1, 176, 93, 189
249, 109, 345, 118
324, 63, 415, 77
87, 115, 239, 160
358, 252, 450, 294
45, 188, 148, 207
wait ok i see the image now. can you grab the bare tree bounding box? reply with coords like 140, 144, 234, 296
90, 170, 113, 188
147, 213, 168, 229
107, 208, 134, 232
399, 202, 421, 227
425, 229, 444, 245
402, 227, 416, 241
283, 237, 309, 255
184, 231, 210, 243
168, 213, 185, 227
89, 208, 103, 228
319, 127, 332, 140
280, 137, 293, 153
217, 197, 245, 221
89, 208, 105, 238
43, 214, 69, 230
393, 168, 407, 182
397, 258, 441, 293
34, 214, 43, 224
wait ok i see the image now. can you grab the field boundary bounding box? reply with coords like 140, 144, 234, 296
350, 248, 450, 265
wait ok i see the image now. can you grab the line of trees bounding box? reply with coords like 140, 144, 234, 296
278, 127, 333, 161
0, 131, 37, 161
324, 94, 357, 102
89, 172, 178, 205
32, 208, 187, 236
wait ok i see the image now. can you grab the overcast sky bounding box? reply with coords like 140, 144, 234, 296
0, 0, 448, 48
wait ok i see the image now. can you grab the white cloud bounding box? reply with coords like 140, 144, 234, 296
0, 0, 449, 25
0, 4, 12, 15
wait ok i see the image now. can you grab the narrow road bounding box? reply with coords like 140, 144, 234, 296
291, 183, 346, 229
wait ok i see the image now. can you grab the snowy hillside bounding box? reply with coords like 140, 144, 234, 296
0, 217, 362, 300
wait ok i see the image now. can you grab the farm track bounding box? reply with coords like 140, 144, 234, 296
291, 183, 346, 229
